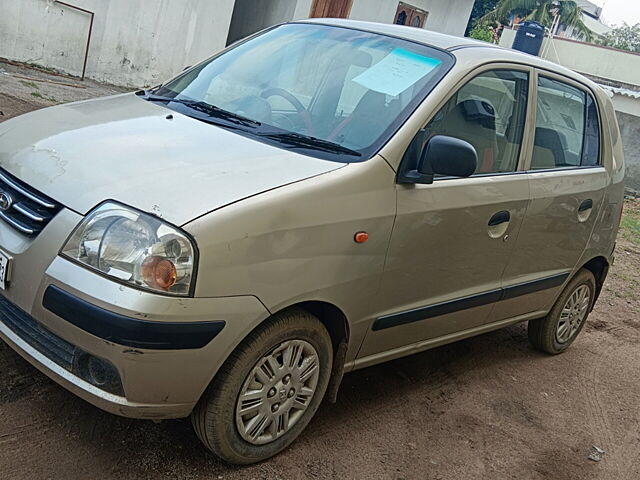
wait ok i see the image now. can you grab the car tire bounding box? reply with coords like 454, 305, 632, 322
191, 308, 333, 464
527, 268, 596, 355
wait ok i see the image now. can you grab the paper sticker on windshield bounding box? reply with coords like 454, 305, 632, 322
352, 49, 442, 97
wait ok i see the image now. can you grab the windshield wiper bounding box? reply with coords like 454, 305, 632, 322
143, 93, 261, 128
258, 132, 361, 157
141, 92, 361, 157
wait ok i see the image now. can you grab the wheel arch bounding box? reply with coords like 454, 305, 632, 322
267, 300, 350, 403
290, 301, 350, 352
579, 256, 610, 307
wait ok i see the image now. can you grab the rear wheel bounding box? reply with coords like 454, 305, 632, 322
528, 269, 596, 354
192, 309, 332, 464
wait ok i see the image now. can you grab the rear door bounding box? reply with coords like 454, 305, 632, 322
494, 70, 607, 321
358, 66, 533, 359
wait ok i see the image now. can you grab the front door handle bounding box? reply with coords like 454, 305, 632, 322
488, 210, 510, 226
578, 199, 593, 212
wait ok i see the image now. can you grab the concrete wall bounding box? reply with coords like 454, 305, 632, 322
293, 0, 314, 19
0, 0, 236, 87
617, 112, 640, 192
545, 40, 640, 88
348, 0, 474, 36
0, 0, 473, 87
610, 92, 640, 117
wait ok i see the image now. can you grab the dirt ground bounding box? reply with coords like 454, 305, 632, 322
1, 61, 640, 480
0, 60, 125, 119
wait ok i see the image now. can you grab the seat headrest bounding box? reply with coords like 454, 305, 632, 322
534, 127, 566, 166
459, 99, 496, 130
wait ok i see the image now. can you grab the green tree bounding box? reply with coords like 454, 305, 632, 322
468, 23, 499, 43
597, 23, 640, 53
465, 0, 500, 36
481, 0, 593, 40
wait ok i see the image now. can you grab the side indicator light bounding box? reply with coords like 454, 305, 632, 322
354, 231, 369, 243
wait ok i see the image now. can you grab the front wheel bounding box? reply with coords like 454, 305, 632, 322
528, 268, 596, 354
192, 309, 333, 464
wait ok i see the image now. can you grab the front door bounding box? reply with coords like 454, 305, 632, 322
493, 72, 607, 321
309, 0, 353, 18
359, 68, 532, 359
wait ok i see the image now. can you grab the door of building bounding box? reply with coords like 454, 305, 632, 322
310, 0, 353, 18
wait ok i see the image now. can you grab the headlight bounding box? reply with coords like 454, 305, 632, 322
61, 202, 196, 296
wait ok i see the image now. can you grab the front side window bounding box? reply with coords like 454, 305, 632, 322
149, 24, 454, 162
402, 69, 529, 176
531, 76, 600, 169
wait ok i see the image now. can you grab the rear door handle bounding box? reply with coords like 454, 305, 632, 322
578, 199, 593, 212
488, 210, 510, 226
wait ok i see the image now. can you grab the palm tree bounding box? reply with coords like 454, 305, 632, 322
482, 0, 593, 41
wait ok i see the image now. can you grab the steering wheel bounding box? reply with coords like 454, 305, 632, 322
261, 88, 314, 135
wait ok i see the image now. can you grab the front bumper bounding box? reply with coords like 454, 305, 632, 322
0, 208, 270, 419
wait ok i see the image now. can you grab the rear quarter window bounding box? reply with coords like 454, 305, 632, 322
582, 93, 600, 166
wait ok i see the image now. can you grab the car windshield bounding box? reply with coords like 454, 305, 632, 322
150, 23, 454, 162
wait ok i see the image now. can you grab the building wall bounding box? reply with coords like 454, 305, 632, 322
348, 0, 474, 36
617, 112, 640, 192
293, 0, 314, 19
0, 0, 473, 87
0, 0, 236, 87
227, 0, 474, 48
611, 92, 640, 117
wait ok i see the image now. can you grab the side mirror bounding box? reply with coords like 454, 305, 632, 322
399, 135, 478, 184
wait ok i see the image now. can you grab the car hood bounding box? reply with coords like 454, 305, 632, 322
0, 93, 343, 225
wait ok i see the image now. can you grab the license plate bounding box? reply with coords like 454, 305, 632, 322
0, 250, 12, 290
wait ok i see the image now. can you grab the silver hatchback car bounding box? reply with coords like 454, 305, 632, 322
0, 19, 625, 463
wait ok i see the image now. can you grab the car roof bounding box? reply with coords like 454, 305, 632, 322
297, 18, 598, 89
298, 18, 483, 49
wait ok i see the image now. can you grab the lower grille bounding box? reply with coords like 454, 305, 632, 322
0, 293, 75, 369
0, 293, 124, 395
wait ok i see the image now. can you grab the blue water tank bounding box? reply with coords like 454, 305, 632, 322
512, 21, 545, 56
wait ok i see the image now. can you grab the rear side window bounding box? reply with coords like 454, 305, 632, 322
531, 76, 600, 169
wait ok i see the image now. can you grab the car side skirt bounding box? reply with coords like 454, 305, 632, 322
350, 309, 547, 371
372, 272, 569, 331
